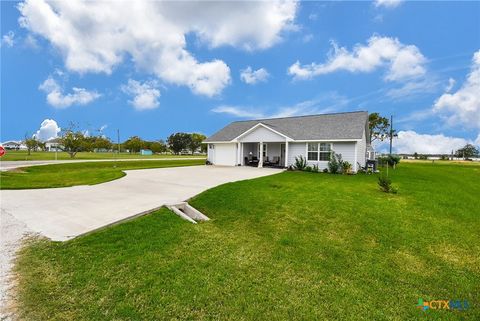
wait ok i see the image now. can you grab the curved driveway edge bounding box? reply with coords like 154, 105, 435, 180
0, 166, 283, 241
0, 157, 205, 171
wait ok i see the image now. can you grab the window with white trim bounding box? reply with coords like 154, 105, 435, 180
307, 143, 319, 161
319, 143, 332, 161
307, 142, 332, 161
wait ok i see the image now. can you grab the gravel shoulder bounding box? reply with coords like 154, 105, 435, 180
0, 209, 33, 321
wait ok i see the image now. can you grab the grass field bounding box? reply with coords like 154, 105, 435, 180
0, 159, 205, 189
13, 162, 480, 320
0, 150, 204, 161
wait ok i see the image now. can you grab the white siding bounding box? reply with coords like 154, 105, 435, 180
287, 142, 306, 166
356, 130, 367, 169
287, 141, 357, 171
209, 143, 237, 166
267, 143, 281, 159
333, 142, 356, 170
207, 144, 215, 163
239, 126, 286, 143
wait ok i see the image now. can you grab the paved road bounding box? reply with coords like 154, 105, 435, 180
1, 166, 282, 241
0, 157, 205, 171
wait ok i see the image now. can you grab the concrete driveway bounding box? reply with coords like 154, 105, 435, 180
0, 158, 204, 171
1, 166, 283, 241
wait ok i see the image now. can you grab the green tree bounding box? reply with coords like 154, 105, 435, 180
59, 130, 86, 158
123, 136, 145, 153
368, 113, 390, 143
148, 140, 168, 154
37, 141, 47, 151
455, 144, 479, 159
24, 137, 40, 155
188, 133, 207, 155
158, 139, 169, 154
93, 137, 112, 151
167, 133, 191, 155
81, 136, 96, 152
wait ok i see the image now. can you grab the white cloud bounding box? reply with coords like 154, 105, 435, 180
211, 106, 265, 119
121, 79, 161, 110
376, 130, 470, 154
23, 34, 39, 49
288, 36, 426, 82
374, 0, 404, 9
212, 94, 349, 119
240, 67, 270, 85
18, 0, 297, 97
386, 78, 440, 100
302, 34, 314, 43
2, 31, 15, 47
39, 76, 100, 108
445, 77, 456, 92
271, 95, 348, 118
34, 119, 61, 142
433, 50, 480, 130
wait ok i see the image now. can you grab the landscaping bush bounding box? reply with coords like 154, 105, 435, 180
312, 164, 319, 173
304, 165, 313, 172
328, 153, 342, 174
341, 161, 352, 174
378, 155, 401, 167
322, 168, 328, 173
378, 176, 398, 194
294, 155, 307, 170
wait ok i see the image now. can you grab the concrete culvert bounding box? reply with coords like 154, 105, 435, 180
166, 202, 209, 224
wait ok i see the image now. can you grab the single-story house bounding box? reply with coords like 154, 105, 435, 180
204, 111, 373, 172
1, 140, 27, 150
45, 138, 62, 151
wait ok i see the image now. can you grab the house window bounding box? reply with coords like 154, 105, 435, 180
319, 143, 332, 161
307, 142, 332, 161
307, 143, 319, 161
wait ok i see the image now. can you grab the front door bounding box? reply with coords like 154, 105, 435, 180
280, 143, 285, 166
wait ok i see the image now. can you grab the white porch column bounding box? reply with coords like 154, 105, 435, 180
285, 141, 289, 168
237, 142, 241, 165
258, 142, 263, 168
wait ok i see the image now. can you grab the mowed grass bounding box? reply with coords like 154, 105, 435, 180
0, 150, 204, 161
14, 162, 480, 320
0, 159, 205, 189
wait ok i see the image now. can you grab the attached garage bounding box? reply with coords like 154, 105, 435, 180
207, 143, 237, 166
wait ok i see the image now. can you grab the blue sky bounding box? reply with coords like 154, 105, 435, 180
1, 0, 479, 153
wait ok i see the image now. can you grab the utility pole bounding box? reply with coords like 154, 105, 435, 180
115, 129, 120, 167
389, 115, 393, 156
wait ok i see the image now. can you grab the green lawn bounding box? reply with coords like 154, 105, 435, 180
14, 162, 480, 320
0, 150, 204, 161
0, 159, 205, 189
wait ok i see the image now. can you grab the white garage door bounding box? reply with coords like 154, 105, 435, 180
213, 143, 237, 166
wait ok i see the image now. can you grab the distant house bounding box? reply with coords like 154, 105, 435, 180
45, 138, 62, 151
1, 140, 27, 150
204, 111, 373, 172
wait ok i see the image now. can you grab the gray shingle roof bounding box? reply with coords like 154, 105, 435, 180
205, 111, 369, 142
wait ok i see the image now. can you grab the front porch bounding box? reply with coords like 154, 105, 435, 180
239, 142, 288, 168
